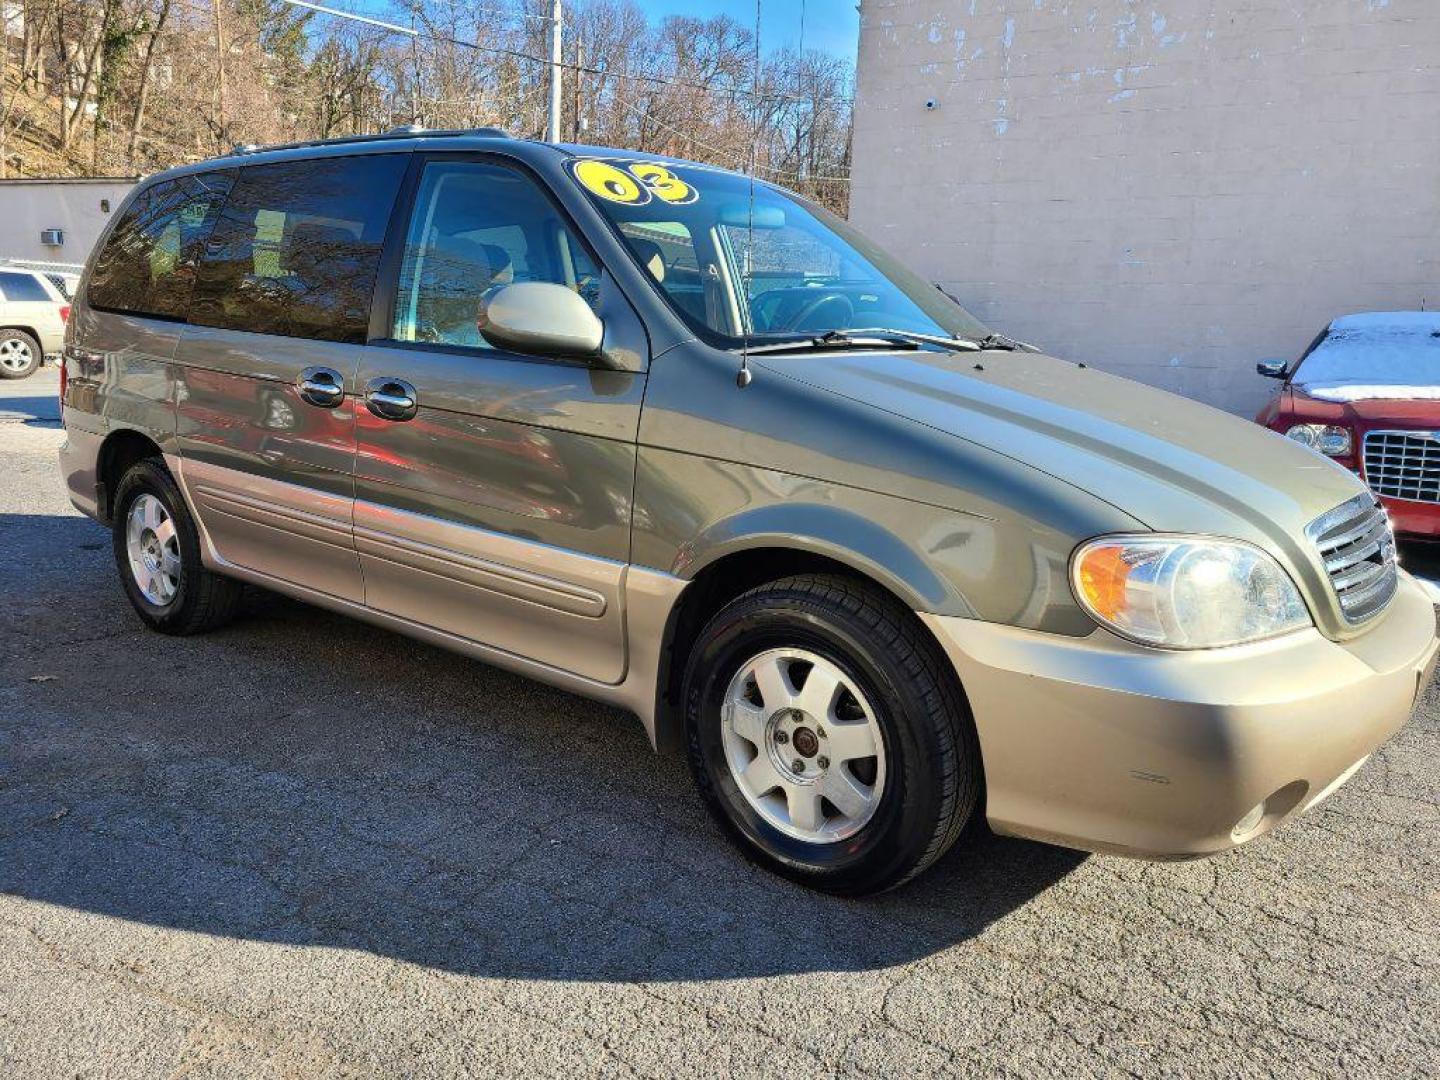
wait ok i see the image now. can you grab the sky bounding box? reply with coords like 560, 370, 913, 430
640, 0, 861, 60
338, 0, 861, 63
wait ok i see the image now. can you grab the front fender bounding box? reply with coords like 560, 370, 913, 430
675, 500, 968, 616
631, 448, 1100, 634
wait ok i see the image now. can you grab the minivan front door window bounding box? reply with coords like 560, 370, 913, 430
391, 160, 602, 351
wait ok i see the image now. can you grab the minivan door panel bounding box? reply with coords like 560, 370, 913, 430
171, 151, 408, 603
174, 326, 363, 601
353, 344, 642, 683
352, 154, 647, 683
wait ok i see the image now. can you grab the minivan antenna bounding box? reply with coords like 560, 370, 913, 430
737, 0, 762, 389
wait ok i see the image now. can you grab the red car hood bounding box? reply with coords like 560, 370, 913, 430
1287, 390, 1440, 427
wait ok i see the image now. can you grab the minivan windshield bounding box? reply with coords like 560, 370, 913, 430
567, 157, 988, 348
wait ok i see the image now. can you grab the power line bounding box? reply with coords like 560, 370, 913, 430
279, 0, 853, 105
605, 73, 851, 187
298, 0, 852, 182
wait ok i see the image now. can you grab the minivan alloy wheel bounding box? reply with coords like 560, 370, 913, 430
125, 493, 181, 605
111, 457, 241, 634
722, 647, 886, 843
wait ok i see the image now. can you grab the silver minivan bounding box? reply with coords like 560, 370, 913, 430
59, 129, 1438, 894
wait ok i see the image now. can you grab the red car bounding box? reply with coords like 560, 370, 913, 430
1257, 311, 1440, 541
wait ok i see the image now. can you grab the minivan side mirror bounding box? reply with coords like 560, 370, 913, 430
477, 282, 608, 363
1256, 358, 1288, 380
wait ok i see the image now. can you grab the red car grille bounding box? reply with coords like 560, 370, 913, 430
1363, 430, 1440, 504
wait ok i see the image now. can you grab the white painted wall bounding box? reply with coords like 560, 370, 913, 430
850, 0, 1440, 413
0, 179, 136, 267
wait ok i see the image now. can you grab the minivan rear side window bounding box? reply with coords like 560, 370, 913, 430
87, 171, 234, 319
190, 154, 407, 344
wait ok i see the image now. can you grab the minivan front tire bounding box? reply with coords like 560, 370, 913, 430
112, 458, 241, 634
683, 574, 981, 895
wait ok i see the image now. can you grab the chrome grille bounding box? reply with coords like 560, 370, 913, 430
1363, 430, 1440, 503
1305, 493, 1398, 623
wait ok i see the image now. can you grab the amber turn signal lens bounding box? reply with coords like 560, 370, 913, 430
1076, 545, 1131, 620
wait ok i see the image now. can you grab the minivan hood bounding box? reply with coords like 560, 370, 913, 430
755, 348, 1368, 552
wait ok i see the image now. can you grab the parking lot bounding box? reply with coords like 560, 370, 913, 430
2, 367, 1439, 1078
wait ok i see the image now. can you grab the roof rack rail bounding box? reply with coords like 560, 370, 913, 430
230, 126, 508, 157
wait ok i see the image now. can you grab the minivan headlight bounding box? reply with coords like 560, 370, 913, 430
1071, 536, 1311, 648
1286, 423, 1351, 456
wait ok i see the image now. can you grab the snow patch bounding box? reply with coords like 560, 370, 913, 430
1295, 315, 1440, 402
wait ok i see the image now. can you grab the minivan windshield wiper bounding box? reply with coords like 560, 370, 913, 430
973, 331, 1038, 352
743, 328, 983, 355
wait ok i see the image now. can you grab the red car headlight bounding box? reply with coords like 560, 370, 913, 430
1286, 423, 1352, 456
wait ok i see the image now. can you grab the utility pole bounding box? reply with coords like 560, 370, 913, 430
213, 0, 228, 151
547, 0, 563, 143
571, 38, 584, 143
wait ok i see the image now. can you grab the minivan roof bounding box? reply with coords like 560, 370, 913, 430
137, 126, 745, 188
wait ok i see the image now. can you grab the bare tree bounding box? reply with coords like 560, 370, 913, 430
0, 0, 853, 212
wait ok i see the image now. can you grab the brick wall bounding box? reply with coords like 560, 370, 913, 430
850, 0, 1440, 413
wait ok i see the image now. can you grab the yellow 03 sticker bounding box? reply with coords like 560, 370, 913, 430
573, 159, 650, 204
628, 162, 698, 205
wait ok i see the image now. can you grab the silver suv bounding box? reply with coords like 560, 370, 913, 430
59, 129, 1438, 893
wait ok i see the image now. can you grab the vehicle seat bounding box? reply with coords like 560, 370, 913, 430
417, 233, 493, 345
479, 244, 515, 288
628, 239, 666, 283
240, 221, 358, 331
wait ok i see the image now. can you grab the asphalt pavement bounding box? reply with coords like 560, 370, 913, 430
2, 368, 1438, 1078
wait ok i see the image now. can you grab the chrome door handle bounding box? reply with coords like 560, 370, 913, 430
298, 366, 345, 408
364, 377, 418, 422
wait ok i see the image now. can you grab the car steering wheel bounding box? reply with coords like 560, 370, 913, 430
777, 292, 856, 333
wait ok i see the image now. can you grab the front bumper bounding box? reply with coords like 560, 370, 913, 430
922, 572, 1438, 859
1381, 493, 1440, 540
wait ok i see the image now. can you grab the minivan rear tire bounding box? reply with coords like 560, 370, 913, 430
682, 574, 981, 896
111, 458, 242, 634
0, 329, 40, 379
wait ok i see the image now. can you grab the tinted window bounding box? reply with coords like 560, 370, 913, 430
390, 161, 600, 350
0, 272, 52, 302
191, 154, 407, 344
87, 172, 233, 318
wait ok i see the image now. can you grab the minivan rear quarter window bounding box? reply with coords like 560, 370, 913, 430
87, 171, 235, 319
189, 154, 407, 344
